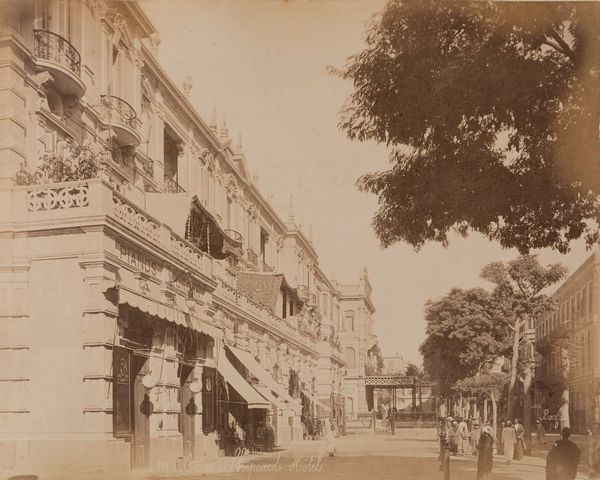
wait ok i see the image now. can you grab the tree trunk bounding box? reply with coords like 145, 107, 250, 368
560, 347, 571, 429
491, 392, 498, 437
523, 361, 533, 455
483, 398, 488, 423
508, 317, 521, 418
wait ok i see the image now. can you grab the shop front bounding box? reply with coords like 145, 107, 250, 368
225, 345, 303, 446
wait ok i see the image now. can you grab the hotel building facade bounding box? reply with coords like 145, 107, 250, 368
534, 250, 600, 434
0, 0, 379, 474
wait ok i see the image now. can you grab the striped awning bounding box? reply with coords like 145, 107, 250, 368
226, 345, 302, 414
216, 347, 269, 410
118, 287, 223, 339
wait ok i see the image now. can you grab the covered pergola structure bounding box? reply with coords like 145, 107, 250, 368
365, 375, 437, 434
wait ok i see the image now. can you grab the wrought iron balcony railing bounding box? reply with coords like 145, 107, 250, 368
163, 176, 185, 193
262, 261, 273, 272
100, 95, 138, 129
297, 285, 309, 299
246, 249, 258, 266
34, 29, 81, 77
224, 229, 243, 243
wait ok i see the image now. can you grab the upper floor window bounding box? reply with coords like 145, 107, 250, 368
321, 293, 329, 317
260, 228, 269, 263
226, 196, 233, 229
343, 311, 354, 332
344, 347, 356, 370
36, 0, 73, 40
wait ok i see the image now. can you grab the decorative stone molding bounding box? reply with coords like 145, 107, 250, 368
27, 184, 89, 211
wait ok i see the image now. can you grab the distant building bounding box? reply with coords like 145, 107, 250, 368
534, 250, 599, 434
339, 269, 379, 419
383, 354, 408, 375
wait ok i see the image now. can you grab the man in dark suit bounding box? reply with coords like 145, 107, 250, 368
546, 427, 581, 480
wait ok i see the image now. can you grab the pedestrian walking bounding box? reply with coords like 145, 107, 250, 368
514, 418, 525, 460
546, 427, 580, 480
497, 420, 505, 455
589, 424, 600, 479
325, 420, 336, 457
471, 419, 481, 456
448, 419, 459, 456
458, 417, 470, 455
476, 421, 495, 480
502, 420, 516, 464
536, 419, 547, 444
265, 420, 275, 452
439, 428, 450, 480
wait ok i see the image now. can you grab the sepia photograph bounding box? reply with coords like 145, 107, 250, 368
1, 0, 600, 479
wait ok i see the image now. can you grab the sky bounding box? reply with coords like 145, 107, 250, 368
140, 0, 592, 364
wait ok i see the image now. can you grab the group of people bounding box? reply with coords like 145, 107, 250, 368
439, 413, 586, 480
223, 420, 276, 456
439, 416, 496, 480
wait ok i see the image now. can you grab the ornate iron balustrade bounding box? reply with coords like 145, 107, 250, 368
224, 229, 243, 243
163, 176, 185, 193
246, 249, 258, 266
34, 29, 81, 76
262, 261, 273, 272
297, 285, 309, 299
100, 95, 138, 129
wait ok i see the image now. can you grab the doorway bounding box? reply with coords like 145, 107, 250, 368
131, 355, 151, 468
179, 364, 196, 460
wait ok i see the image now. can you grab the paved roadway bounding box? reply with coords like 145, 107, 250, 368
149, 429, 553, 480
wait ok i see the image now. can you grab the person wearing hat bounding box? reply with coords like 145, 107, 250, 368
477, 421, 495, 480
497, 420, 505, 455
471, 419, 481, 456
546, 427, 580, 480
502, 419, 516, 464
536, 418, 547, 444
514, 418, 525, 460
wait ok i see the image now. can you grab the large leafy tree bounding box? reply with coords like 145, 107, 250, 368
481, 254, 566, 451
420, 287, 511, 397
337, 0, 600, 253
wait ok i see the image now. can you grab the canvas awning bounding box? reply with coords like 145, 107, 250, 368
117, 287, 223, 339
145, 193, 242, 259
226, 345, 302, 414
216, 347, 269, 410
236, 272, 299, 313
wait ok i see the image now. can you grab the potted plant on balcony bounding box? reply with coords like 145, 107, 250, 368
15, 140, 111, 185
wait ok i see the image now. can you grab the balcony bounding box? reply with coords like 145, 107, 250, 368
224, 229, 243, 243
98, 95, 141, 147
33, 30, 85, 98
297, 285, 309, 300
163, 176, 185, 193
262, 261, 273, 273
246, 249, 258, 267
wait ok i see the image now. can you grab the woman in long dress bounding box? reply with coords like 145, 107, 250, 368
326, 420, 336, 457
502, 420, 516, 464
477, 423, 494, 480
514, 418, 525, 460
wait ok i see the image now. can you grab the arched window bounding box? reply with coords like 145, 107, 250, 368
344, 347, 356, 370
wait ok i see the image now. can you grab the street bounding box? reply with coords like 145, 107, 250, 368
148, 429, 553, 480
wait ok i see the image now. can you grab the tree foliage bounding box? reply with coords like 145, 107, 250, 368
420, 287, 512, 396
481, 254, 567, 319
454, 372, 508, 398
337, 0, 600, 253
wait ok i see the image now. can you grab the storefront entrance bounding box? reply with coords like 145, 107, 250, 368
131, 354, 151, 468
179, 364, 196, 459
